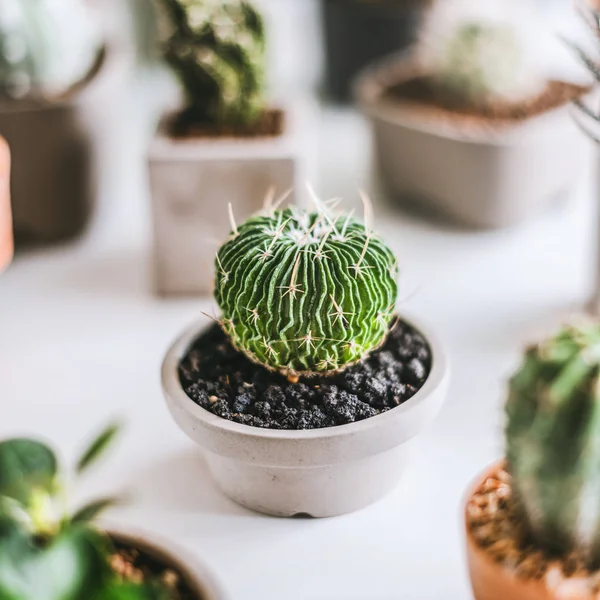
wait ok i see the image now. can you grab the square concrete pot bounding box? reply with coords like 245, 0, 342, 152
161, 313, 450, 518
355, 57, 591, 229
149, 104, 309, 296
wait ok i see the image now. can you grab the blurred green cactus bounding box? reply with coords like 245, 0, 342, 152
506, 321, 600, 567
214, 205, 399, 376
0, 0, 102, 100
429, 21, 542, 106
159, 0, 266, 129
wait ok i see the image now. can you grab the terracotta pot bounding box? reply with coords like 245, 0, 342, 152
162, 312, 450, 518
356, 55, 590, 229
465, 462, 582, 600
108, 527, 227, 600
0, 137, 12, 273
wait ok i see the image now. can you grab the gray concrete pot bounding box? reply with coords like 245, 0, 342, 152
355, 57, 590, 229
1, 49, 125, 243
149, 104, 309, 296
161, 313, 450, 518
108, 526, 227, 599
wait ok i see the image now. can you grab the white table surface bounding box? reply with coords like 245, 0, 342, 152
1, 65, 598, 599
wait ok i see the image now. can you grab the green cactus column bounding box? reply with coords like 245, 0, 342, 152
159, 0, 266, 129
506, 321, 600, 568
214, 207, 399, 375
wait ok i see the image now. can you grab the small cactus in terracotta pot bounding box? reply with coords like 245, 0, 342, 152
465, 320, 600, 600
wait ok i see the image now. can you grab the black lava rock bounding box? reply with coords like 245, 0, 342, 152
178, 319, 432, 431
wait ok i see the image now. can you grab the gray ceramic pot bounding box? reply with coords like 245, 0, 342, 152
356, 56, 590, 229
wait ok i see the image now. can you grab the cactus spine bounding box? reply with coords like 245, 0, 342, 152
214, 204, 399, 376
506, 321, 600, 568
159, 0, 266, 129
0, 0, 102, 100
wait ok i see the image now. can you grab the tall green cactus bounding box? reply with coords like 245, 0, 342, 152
506, 321, 600, 568
159, 0, 266, 129
0, 0, 101, 100
214, 205, 399, 375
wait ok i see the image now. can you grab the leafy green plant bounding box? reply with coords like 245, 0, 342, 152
214, 199, 399, 376
0, 0, 102, 100
506, 321, 600, 568
158, 0, 266, 129
0, 425, 167, 600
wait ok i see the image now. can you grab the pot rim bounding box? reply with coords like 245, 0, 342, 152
161, 310, 449, 442
354, 52, 585, 146
105, 523, 228, 600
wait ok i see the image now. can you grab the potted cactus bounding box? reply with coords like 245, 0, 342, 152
322, 0, 433, 102
161, 197, 450, 517
355, 1, 590, 228
465, 321, 600, 600
0, 0, 115, 243
149, 0, 307, 296
0, 137, 12, 273
0, 423, 225, 599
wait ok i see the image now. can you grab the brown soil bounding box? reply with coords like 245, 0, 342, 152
109, 539, 202, 599
169, 108, 285, 140
467, 466, 600, 592
385, 78, 589, 125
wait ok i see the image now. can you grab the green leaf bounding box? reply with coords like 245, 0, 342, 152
72, 498, 119, 525
94, 581, 168, 600
77, 423, 121, 475
0, 521, 109, 600
0, 439, 57, 507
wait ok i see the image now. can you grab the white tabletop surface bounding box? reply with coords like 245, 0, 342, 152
1, 48, 599, 600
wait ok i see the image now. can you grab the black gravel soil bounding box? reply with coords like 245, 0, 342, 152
178, 319, 432, 431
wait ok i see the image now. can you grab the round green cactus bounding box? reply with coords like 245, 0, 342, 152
159, 0, 266, 128
428, 21, 544, 107
506, 321, 600, 567
214, 207, 399, 375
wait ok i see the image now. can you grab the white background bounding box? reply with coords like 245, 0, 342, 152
0, 2, 598, 599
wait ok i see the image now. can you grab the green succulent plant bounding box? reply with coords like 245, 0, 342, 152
0, 0, 102, 100
506, 321, 600, 568
0, 424, 168, 599
214, 203, 399, 376
428, 20, 543, 107
159, 0, 266, 129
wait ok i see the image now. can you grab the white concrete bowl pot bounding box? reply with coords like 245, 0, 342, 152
355, 57, 590, 229
107, 525, 227, 600
162, 313, 450, 518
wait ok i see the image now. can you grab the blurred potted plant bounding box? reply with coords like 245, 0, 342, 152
0, 0, 111, 243
569, 2, 600, 316
0, 423, 225, 599
162, 198, 450, 517
465, 321, 600, 600
322, 0, 433, 102
149, 0, 306, 296
356, 1, 590, 228
0, 137, 12, 273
